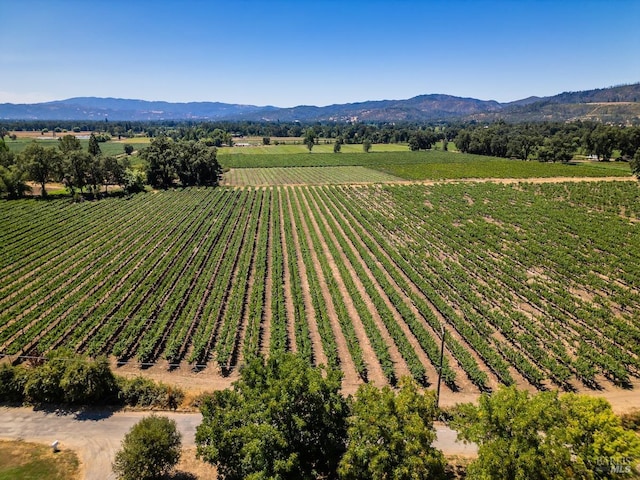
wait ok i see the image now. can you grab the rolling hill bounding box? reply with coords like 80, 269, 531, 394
1, 84, 639, 123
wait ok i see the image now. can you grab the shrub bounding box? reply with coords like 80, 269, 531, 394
59, 356, 118, 404
0, 364, 28, 403
23, 350, 117, 404
2, 349, 183, 408
23, 350, 70, 403
621, 410, 640, 433
122, 169, 145, 194
112, 415, 181, 480
116, 376, 184, 409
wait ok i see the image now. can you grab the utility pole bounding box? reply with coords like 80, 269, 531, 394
436, 326, 446, 410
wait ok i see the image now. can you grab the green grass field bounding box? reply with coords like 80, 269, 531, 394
373, 159, 631, 180
218, 149, 632, 180
219, 142, 408, 155
5, 137, 149, 156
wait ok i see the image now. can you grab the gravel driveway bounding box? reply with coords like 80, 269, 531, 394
0, 406, 476, 479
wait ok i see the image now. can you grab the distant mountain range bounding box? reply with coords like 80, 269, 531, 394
1, 84, 639, 123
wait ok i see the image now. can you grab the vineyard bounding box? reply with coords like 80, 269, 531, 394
222, 166, 402, 186
1, 179, 639, 395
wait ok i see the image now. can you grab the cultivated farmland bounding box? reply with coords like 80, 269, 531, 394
1, 178, 639, 396
222, 166, 403, 186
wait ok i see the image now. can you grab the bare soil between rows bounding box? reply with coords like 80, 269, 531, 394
107, 176, 638, 411
109, 358, 640, 413
7, 175, 638, 413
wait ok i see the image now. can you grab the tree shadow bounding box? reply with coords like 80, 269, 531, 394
445, 462, 468, 480
31, 404, 116, 421
162, 471, 197, 480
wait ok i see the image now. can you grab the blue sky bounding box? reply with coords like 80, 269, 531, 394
1, 0, 639, 106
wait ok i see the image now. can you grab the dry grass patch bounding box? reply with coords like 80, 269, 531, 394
0, 439, 80, 480
172, 447, 218, 479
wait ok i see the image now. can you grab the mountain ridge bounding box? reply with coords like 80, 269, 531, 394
1, 83, 639, 123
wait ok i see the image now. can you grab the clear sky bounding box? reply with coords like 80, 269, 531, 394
1, 0, 639, 107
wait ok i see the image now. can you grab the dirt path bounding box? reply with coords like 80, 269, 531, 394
302, 187, 388, 387
0, 406, 477, 480
0, 407, 203, 480
373, 176, 635, 187
284, 187, 328, 367
290, 187, 360, 391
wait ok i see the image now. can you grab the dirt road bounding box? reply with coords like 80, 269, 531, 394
0, 407, 475, 479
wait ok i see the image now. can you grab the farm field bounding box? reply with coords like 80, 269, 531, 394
1, 179, 639, 397
218, 150, 633, 180
4, 135, 149, 156
223, 166, 403, 186
219, 150, 485, 168
218, 140, 409, 155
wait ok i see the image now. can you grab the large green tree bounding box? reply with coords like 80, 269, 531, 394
0, 163, 30, 199
176, 141, 221, 186
20, 142, 62, 197
100, 155, 126, 192
338, 379, 446, 480
141, 136, 177, 188
304, 128, 317, 152
619, 128, 640, 159
113, 415, 182, 480
63, 150, 92, 194
451, 386, 640, 480
58, 134, 82, 155
142, 137, 221, 188
0, 148, 30, 198
584, 125, 616, 161
408, 130, 436, 151
196, 353, 348, 480
88, 132, 102, 157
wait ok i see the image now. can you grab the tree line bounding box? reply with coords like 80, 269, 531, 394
454, 120, 640, 163
1, 119, 424, 144
4, 119, 640, 155
5, 119, 640, 158
140, 135, 222, 188
0, 133, 144, 199
193, 353, 640, 480
0, 349, 183, 408
0, 134, 222, 198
